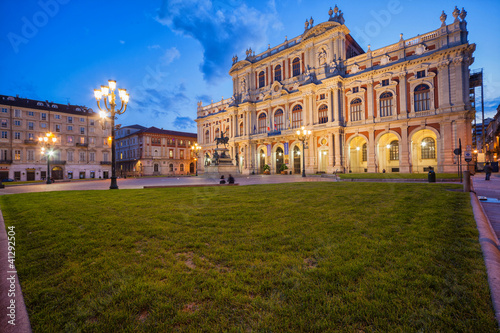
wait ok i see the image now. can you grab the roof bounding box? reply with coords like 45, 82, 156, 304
0, 94, 95, 116
120, 126, 197, 139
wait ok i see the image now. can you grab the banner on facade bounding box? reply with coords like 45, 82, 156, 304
267, 144, 272, 156
284, 142, 289, 155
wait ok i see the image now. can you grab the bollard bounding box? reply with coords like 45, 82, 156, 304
463, 170, 471, 192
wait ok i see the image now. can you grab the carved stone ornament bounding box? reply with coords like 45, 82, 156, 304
318, 47, 327, 65
440, 11, 447, 26
350, 64, 359, 74
240, 78, 247, 93
415, 44, 426, 55
380, 55, 390, 66
459, 8, 467, 21
452, 6, 460, 22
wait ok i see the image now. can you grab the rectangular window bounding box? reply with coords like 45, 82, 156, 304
41, 113, 47, 120
1, 149, 8, 160
169, 149, 173, 158
80, 117, 85, 122
79, 152, 85, 162
67, 151, 74, 162
90, 127, 95, 133
28, 133, 35, 141
1, 119, 7, 128
90, 120, 95, 126
89, 137, 95, 144
14, 132, 21, 140
54, 114, 61, 119
55, 124, 61, 132
382, 79, 389, 87
14, 109, 21, 117
40, 123, 47, 128
89, 152, 95, 162
80, 127, 85, 135
67, 136, 73, 143
103, 138, 109, 146
14, 150, 21, 160
27, 150, 34, 161
352, 87, 359, 93
67, 125, 73, 131
1, 131, 7, 139
103, 152, 109, 162
319, 93, 325, 100
180, 150, 184, 159
28, 122, 34, 130
416, 70, 425, 78
14, 120, 21, 126
80, 136, 85, 144
28, 111, 34, 116
1, 108, 7, 113
68, 116, 73, 123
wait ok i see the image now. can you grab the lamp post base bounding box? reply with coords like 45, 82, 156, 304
46, 179, 52, 184
302, 171, 306, 178
109, 176, 119, 190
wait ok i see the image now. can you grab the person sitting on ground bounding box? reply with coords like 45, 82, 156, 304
220, 175, 226, 184
228, 174, 235, 184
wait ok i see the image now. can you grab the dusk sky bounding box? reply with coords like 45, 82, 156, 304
1, 0, 499, 133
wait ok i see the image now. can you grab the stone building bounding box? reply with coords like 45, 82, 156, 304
195, 5, 475, 175
0, 95, 112, 181
115, 126, 197, 176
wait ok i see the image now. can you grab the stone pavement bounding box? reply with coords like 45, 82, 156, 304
470, 172, 500, 327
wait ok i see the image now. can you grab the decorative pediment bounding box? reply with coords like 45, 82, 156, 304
302, 21, 340, 40
229, 60, 251, 74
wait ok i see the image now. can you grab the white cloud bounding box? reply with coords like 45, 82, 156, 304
162, 47, 181, 65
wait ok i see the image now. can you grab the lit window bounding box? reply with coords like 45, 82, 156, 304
180, 164, 184, 172
180, 150, 184, 159
14, 150, 21, 160
421, 137, 435, 159
239, 122, 243, 136
389, 140, 399, 160
362, 143, 367, 162
67, 136, 73, 143
292, 105, 303, 129
169, 149, 173, 158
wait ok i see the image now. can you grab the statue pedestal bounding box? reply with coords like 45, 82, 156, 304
203, 147, 239, 178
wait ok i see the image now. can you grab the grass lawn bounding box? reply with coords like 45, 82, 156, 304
338, 173, 460, 180
0, 183, 496, 332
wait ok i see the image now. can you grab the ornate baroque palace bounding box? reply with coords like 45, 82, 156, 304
196, 5, 475, 175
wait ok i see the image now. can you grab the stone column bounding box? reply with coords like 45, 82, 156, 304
437, 60, 451, 110
440, 121, 454, 173
328, 132, 334, 173
400, 125, 410, 173
328, 88, 334, 122
367, 81, 374, 121
398, 72, 407, 116
285, 101, 290, 129
451, 57, 465, 109
368, 129, 377, 172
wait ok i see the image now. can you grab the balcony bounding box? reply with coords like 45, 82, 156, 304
24, 139, 38, 145
267, 130, 281, 137
0, 160, 13, 164
51, 160, 67, 165
76, 143, 88, 147
100, 161, 112, 165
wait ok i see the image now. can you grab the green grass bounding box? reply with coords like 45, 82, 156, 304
338, 172, 460, 179
0, 183, 496, 332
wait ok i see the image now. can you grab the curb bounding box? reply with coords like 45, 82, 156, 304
469, 180, 500, 328
0, 208, 32, 333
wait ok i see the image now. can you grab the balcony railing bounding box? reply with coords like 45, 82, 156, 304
51, 160, 67, 165
100, 161, 112, 165
76, 143, 88, 147
24, 140, 38, 145
0, 160, 13, 164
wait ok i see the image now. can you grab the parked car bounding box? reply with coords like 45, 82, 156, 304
1, 178, 14, 182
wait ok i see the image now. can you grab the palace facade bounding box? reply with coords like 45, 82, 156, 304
0, 95, 112, 181
115, 126, 197, 176
195, 6, 475, 175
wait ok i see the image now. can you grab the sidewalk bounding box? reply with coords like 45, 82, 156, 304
470, 173, 500, 327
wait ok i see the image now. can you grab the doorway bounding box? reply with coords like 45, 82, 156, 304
293, 146, 301, 174
275, 147, 284, 174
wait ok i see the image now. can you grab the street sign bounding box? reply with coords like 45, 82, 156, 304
464, 151, 472, 162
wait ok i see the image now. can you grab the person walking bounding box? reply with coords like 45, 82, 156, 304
484, 162, 492, 181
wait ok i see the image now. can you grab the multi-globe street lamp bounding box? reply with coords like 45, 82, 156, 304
296, 126, 311, 177
94, 80, 129, 190
38, 132, 57, 184
191, 143, 201, 176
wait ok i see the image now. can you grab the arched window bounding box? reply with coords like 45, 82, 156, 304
169, 163, 174, 172
362, 143, 367, 162
258, 71, 265, 88
292, 57, 300, 77
421, 137, 436, 159
274, 65, 281, 82
379, 92, 393, 117
350, 98, 363, 122
180, 164, 184, 172
205, 130, 209, 143
292, 105, 303, 128
318, 104, 328, 124
414, 84, 430, 112
389, 140, 399, 160
274, 109, 284, 131
258, 113, 267, 133
239, 122, 243, 136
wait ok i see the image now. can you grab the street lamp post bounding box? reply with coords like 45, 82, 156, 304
191, 143, 201, 176
296, 126, 311, 177
38, 132, 57, 184
94, 80, 129, 190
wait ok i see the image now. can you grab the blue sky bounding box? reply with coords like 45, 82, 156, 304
1, 0, 499, 132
